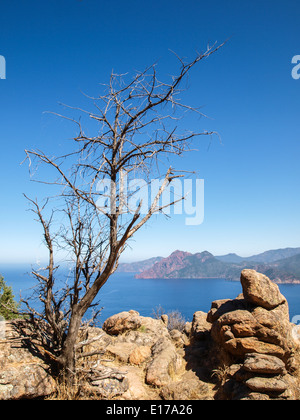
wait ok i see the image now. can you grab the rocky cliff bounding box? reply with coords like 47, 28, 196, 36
136, 250, 193, 279
0, 269, 300, 400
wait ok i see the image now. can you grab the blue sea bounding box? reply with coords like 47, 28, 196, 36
1, 264, 300, 323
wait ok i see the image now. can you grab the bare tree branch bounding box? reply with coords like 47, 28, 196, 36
23, 45, 224, 379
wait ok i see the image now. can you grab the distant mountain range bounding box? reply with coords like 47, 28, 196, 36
117, 248, 300, 284
216, 248, 300, 264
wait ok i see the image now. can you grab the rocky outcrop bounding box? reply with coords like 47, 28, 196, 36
74, 309, 213, 400
145, 336, 184, 387
0, 321, 56, 400
240, 270, 286, 310
0, 269, 299, 400
208, 269, 299, 400
102, 312, 186, 393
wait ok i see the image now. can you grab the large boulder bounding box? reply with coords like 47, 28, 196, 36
241, 269, 286, 310
105, 342, 138, 363
0, 364, 56, 400
0, 321, 56, 400
98, 310, 185, 396
102, 310, 142, 335
146, 337, 184, 387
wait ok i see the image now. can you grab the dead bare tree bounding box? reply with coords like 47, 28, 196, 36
24, 43, 224, 380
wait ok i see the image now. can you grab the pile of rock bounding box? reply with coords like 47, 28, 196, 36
74, 310, 187, 399
207, 269, 299, 400
0, 269, 299, 400
99, 310, 186, 398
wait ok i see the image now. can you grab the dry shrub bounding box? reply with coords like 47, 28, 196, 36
152, 306, 186, 333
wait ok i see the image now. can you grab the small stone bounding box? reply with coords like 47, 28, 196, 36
184, 322, 192, 336
161, 314, 168, 326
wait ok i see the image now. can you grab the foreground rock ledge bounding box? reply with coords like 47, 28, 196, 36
0, 321, 56, 400
0, 270, 299, 400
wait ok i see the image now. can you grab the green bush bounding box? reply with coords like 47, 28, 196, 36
0, 276, 20, 320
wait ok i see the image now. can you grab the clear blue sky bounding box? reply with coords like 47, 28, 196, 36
1, 0, 300, 264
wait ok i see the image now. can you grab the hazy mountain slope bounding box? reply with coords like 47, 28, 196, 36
135, 250, 192, 279
216, 247, 300, 264
262, 253, 300, 282
215, 253, 245, 263
245, 247, 300, 264
117, 256, 163, 273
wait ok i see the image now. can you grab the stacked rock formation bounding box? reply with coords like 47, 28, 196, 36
207, 269, 298, 400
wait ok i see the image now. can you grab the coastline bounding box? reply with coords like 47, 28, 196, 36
135, 274, 300, 285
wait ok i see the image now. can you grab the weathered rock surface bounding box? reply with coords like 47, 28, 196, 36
0, 321, 56, 400
159, 370, 214, 400
241, 269, 286, 310
243, 354, 286, 375
191, 311, 211, 341
245, 376, 288, 394
129, 345, 152, 365
89, 377, 129, 399
146, 337, 184, 387
102, 310, 142, 335
105, 342, 137, 363
86, 310, 214, 399
90, 311, 189, 398
118, 366, 158, 400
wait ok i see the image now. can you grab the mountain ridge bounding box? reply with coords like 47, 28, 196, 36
117, 256, 163, 273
